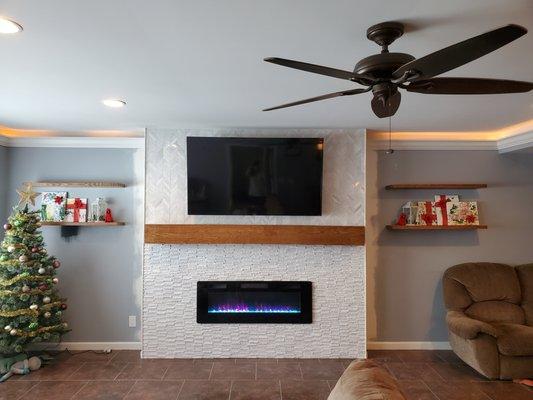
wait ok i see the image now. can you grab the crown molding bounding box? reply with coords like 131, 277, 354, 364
497, 130, 533, 153
369, 139, 497, 151
1, 136, 144, 148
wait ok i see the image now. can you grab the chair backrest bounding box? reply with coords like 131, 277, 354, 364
516, 264, 533, 326
443, 262, 525, 325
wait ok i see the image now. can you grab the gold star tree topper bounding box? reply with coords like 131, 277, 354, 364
17, 183, 40, 207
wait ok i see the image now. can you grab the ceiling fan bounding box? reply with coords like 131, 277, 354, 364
263, 22, 533, 118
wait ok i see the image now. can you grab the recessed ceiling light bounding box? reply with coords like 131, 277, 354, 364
102, 99, 126, 108
0, 17, 23, 34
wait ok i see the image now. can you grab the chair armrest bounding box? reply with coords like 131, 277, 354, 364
446, 311, 498, 340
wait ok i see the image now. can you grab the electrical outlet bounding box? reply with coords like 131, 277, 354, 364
128, 315, 136, 328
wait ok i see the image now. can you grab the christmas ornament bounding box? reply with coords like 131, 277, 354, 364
3, 224, 12, 230
7, 245, 15, 253
29, 304, 38, 310
42, 296, 51, 304
9, 329, 17, 336
43, 312, 51, 318
60, 303, 67, 310
38, 284, 47, 291
4, 325, 12, 331
18, 255, 28, 263
56, 311, 62, 317
21, 285, 30, 293
38, 267, 46, 275
52, 278, 59, 284
31, 247, 39, 253
41, 249, 47, 254
62, 322, 68, 328
16, 183, 40, 206
52, 260, 60, 268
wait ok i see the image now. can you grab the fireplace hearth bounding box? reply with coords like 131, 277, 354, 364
197, 281, 312, 323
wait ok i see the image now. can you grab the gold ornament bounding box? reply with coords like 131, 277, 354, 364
16, 183, 40, 207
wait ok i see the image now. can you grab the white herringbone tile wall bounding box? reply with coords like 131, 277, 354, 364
143, 128, 366, 358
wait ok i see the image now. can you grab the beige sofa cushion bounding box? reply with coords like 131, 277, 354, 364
328, 360, 406, 400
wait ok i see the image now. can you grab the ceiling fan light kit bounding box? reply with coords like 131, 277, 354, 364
263, 22, 533, 118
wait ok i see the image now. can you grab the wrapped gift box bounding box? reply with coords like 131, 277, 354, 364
447, 201, 480, 225
65, 198, 88, 223
416, 201, 438, 226
41, 192, 67, 221
434, 195, 459, 226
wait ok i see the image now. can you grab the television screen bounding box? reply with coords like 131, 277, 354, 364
187, 137, 323, 216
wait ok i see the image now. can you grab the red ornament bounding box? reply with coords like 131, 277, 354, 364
104, 208, 114, 223
3, 223, 12, 230
31, 247, 39, 253
60, 303, 68, 310
38, 284, 48, 291
396, 213, 407, 226
54, 195, 64, 204
52, 260, 61, 269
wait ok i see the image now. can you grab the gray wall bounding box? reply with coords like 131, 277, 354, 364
366, 149, 533, 342
0, 146, 8, 226
5, 147, 143, 342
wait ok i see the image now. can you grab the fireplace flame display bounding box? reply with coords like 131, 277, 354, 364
197, 281, 312, 323
208, 303, 301, 314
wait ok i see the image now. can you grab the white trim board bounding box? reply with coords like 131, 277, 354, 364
30, 341, 450, 352
367, 341, 452, 350
30, 341, 142, 351
0, 136, 144, 149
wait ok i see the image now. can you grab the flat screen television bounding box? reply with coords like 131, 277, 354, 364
187, 137, 323, 216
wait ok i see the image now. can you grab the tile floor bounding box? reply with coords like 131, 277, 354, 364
0, 350, 531, 399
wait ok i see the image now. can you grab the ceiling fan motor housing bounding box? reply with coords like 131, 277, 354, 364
354, 52, 415, 80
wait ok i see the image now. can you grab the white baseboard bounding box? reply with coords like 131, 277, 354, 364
367, 341, 451, 350
30, 341, 141, 351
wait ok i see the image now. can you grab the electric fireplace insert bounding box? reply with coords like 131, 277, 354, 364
197, 281, 312, 323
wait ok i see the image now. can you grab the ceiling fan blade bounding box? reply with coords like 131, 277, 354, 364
371, 90, 401, 118
406, 77, 533, 94
264, 57, 369, 82
393, 24, 527, 80
263, 88, 369, 111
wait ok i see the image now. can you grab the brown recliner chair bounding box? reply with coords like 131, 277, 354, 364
443, 262, 533, 379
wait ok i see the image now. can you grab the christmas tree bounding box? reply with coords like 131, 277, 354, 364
0, 184, 68, 354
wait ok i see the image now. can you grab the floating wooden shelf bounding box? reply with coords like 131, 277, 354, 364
386, 224, 487, 231
385, 184, 487, 190
145, 224, 365, 246
41, 221, 125, 227
29, 181, 126, 188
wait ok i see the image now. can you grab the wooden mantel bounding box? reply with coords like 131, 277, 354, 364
145, 224, 365, 246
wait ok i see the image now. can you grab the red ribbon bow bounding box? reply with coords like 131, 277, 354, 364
67, 198, 85, 222
54, 195, 63, 204
421, 201, 437, 225
466, 215, 476, 224
435, 195, 450, 226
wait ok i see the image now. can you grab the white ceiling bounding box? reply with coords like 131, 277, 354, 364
0, 0, 532, 135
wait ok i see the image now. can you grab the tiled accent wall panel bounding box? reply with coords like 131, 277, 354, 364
143, 128, 366, 358
145, 128, 365, 225
143, 244, 366, 358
